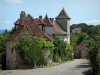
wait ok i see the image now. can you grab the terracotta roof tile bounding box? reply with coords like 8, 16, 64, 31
25, 19, 51, 40
14, 19, 26, 25
7, 26, 23, 41
76, 43, 88, 51
26, 14, 34, 19
34, 19, 45, 25
7, 15, 51, 41
53, 21, 67, 34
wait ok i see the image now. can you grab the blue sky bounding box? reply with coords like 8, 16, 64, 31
0, 0, 100, 30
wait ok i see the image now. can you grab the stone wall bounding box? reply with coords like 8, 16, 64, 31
6, 41, 18, 69
43, 48, 50, 62
55, 34, 70, 43
45, 27, 54, 36
6, 40, 32, 69
56, 18, 67, 32
56, 19, 70, 44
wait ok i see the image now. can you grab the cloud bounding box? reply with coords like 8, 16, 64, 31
4, 21, 12, 24
6, 0, 24, 4
86, 20, 100, 24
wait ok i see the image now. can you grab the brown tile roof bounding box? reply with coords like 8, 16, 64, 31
76, 43, 88, 51
14, 19, 26, 25
15, 14, 44, 26
25, 19, 51, 40
26, 14, 34, 19
7, 26, 23, 41
56, 8, 71, 19
43, 14, 53, 27
34, 18, 45, 25
53, 21, 67, 34
7, 14, 51, 41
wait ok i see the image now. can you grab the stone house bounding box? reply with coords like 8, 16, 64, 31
72, 27, 81, 34
6, 8, 71, 69
75, 40, 88, 59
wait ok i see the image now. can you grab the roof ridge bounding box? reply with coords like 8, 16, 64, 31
53, 21, 67, 34
6, 26, 23, 41
33, 19, 52, 40
26, 14, 34, 19
44, 14, 53, 27
25, 23, 35, 36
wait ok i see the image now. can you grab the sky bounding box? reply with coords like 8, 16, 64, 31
0, 0, 100, 30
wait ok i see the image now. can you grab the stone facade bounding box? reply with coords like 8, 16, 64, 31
75, 40, 88, 58
55, 19, 70, 43
56, 19, 67, 32
55, 8, 70, 43
45, 27, 54, 36
6, 40, 32, 69
43, 48, 50, 62
6, 41, 17, 69
72, 28, 82, 34
6, 8, 71, 69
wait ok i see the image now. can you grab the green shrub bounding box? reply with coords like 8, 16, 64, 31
16, 33, 46, 67
87, 26, 100, 75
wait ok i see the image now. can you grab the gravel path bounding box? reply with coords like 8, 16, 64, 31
0, 59, 90, 75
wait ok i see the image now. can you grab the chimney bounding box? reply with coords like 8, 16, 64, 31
20, 11, 26, 19
39, 15, 42, 19
49, 18, 54, 22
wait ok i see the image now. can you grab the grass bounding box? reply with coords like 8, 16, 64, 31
48, 59, 74, 67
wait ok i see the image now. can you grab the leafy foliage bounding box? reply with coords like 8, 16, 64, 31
71, 23, 88, 32
87, 26, 100, 75
70, 33, 87, 49
0, 27, 16, 56
38, 38, 54, 59
76, 33, 87, 45
0, 35, 5, 53
38, 38, 54, 48
9, 27, 16, 35
2, 27, 15, 38
16, 34, 47, 67
53, 36, 73, 62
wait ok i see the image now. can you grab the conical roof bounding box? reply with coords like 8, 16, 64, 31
43, 14, 53, 27
56, 8, 71, 19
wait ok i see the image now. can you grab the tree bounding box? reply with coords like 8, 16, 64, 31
87, 26, 100, 75
70, 23, 88, 32
70, 24, 79, 31
4, 29, 8, 33
0, 35, 6, 53
76, 33, 87, 45
0, 35, 6, 70
78, 23, 88, 32
88, 25, 95, 28
9, 27, 15, 35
